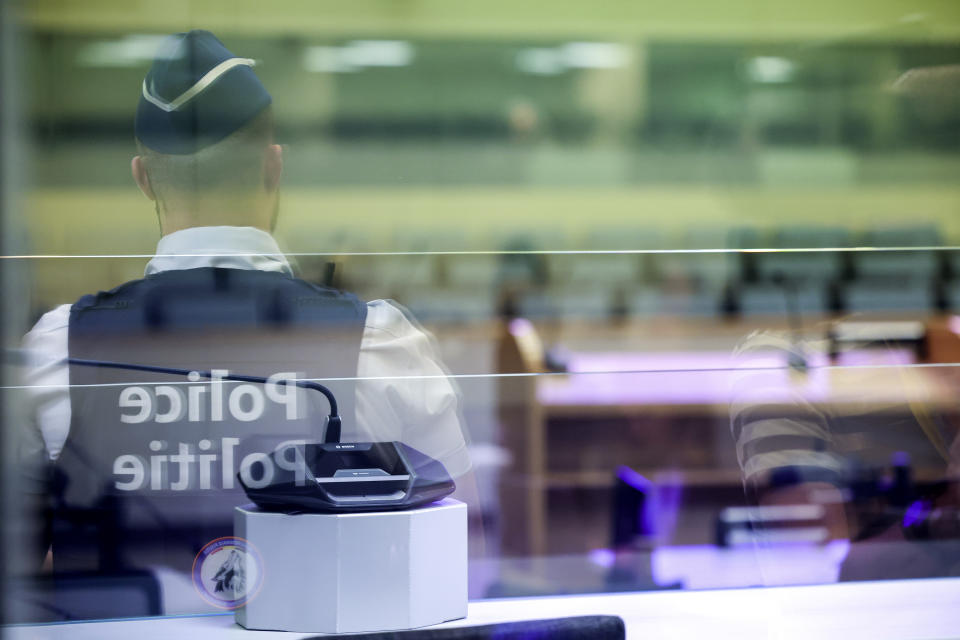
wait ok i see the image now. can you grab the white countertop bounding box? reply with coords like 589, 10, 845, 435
7, 577, 960, 640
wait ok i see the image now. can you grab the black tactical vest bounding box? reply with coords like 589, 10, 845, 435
56, 267, 366, 578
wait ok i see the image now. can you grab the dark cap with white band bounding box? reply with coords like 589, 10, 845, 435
134, 30, 272, 155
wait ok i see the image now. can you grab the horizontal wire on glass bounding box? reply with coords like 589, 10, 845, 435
5, 360, 960, 391
2, 246, 960, 259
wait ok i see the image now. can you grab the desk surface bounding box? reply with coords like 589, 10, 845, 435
8, 578, 960, 640
537, 349, 957, 414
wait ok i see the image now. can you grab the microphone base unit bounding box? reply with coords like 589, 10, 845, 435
239, 441, 456, 513
235, 499, 467, 633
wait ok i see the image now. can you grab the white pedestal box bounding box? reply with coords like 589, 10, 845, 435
234, 498, 467, 634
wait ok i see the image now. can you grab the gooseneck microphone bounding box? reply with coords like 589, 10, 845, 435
770, 272, 808, 373
65, 357, 343, 444
8, 348, 457, 512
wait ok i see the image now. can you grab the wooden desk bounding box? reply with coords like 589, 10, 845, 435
8, 578, 960, 640
498, 324, 959, 555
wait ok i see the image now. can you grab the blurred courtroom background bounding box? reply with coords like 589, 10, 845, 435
7, 0, 960, 599
16, 1, 960, 312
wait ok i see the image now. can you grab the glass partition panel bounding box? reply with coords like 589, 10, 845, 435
3, 0, 959, 628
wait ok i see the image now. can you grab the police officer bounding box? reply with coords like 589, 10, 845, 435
20, 30, 470, 616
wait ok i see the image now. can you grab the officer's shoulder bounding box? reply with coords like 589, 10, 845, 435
285, 272, 362, 299
364, 299, 428, 340
70, 277, 150, 311
282, 273, 368, 320
25, 303, 71, 339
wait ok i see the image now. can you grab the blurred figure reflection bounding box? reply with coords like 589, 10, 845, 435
16, 30, 470, 620
730, 66, 960, 582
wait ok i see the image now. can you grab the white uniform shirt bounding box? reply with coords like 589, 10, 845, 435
21, 226, 471, 477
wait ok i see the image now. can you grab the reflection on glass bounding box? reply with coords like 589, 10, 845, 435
10, 30, 471, 622
3, 2, 959, 630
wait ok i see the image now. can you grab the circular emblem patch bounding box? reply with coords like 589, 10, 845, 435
192, 536, 263, 609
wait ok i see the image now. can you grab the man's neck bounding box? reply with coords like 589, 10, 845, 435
158, 204, 271, 236
161, 218, 271, 236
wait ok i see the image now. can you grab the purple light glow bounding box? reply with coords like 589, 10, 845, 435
902, 499, 929, 529
617, 466, 655, 537
949, 315, 960, 336
588, 547, 616, 569
508, 317, 535, 337
891, 451, 911, 467
616, 465, 652, 493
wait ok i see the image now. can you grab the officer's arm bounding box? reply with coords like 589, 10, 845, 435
356, 301, 486, 553
356, 300, 472, 478
16, 305, 72, 571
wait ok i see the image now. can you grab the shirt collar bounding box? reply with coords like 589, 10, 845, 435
144, 226, 293, 277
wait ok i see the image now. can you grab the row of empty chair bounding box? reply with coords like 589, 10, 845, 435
294, 224, 960, 323
386, 280, 960, 324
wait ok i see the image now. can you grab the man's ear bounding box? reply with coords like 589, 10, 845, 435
131, 156, 156, 201
264, 144, 283, 192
